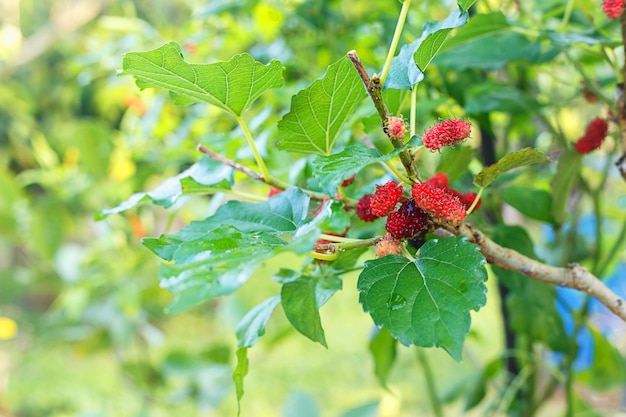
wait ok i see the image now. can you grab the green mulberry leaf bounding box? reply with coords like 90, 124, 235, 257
96, 156, 232, 219
120, 42, 284, 117
277, 56, 367, 155
474, 148, 550, 188
358, 236, 487, 360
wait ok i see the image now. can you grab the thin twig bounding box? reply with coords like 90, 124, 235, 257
197, 144, 331, 201
347, 50, 418, 181
198, 144, 262, 180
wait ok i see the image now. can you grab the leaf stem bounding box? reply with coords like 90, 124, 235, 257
380, 0, 411, 87
559, 0, 575, 31
466, 187, 484, 216
307, 251, 340, 262
381, 160, 411, 184
410, 85, 418, 137
236, 115, 271, 181
314, 235, 383, 253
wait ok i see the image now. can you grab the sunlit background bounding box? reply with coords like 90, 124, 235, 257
1, 1, 625, 416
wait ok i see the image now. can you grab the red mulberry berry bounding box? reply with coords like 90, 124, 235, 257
460, 192, 482, 211
356, 194, 379, 222
412, 182, 467, 224
603, 0, 624, 18
422, 119, 472, 151
574, 118, 608, 154
425, 173, 449, 190
268, 187, 283, 197
385, 199, 430, 239
341, 174, 356, 187
375, 234, 404, 257
386, 116, 408, 140
370, 181, 403, 217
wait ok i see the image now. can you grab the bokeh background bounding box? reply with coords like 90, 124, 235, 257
1, 1, 625, 416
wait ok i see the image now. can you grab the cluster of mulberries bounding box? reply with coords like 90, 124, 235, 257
603, 0, 624, 18
574, 118, 608, 154
412, 182, 467, 224
356, 181, 430, 240
385, 200, 430, 239
422, 119, 472, 151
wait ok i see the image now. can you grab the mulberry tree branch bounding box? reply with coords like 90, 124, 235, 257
440, 222, 626, 322
347, 50, 418, 181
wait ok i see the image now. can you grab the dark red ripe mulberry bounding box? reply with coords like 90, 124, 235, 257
356, 194, 379, 222
385, 200, 430, 239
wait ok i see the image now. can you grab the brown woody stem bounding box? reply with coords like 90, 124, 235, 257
347, 50, 418, 181
440, 222, 626, 322
197, 144, 331, 201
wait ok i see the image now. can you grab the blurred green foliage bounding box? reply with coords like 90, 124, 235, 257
1, 0, 625, 416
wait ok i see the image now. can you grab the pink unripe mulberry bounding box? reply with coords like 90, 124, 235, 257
375, 234, 404, 257
370, 181, 403, 217
386, 116, 408, 140
412, 182, 467, 224
422, 119, 472, 151
574, 118, 608, 154
603, 0, 624, 18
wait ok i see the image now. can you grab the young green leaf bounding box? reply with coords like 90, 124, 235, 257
281, 277, 333, 347
277, 56, 367, 155
120, 42, 284, 117
233, 347, 249, 416
155, 225, 287, 314
141, 189, 316, 313
435, 32, 533, 71
236, 296, 281, 348
474, 148, 550, 188
311, 136, 422, 194
96, 156, 232, 219
457, 0, 477, 11
441, 12, 509, 52
368, 327, 397, 388
386, 7, 469, 90
358, 237, 487, 360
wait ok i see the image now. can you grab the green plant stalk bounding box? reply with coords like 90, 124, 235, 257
559, 0, 575, 31
416, 348, 443, 417
380, 0, 411, 87
466, 187, 484, 216
381, 160, 411, 184
410, 85, 418, 137
315, 236, 383, 253
236, 115, 271, 181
